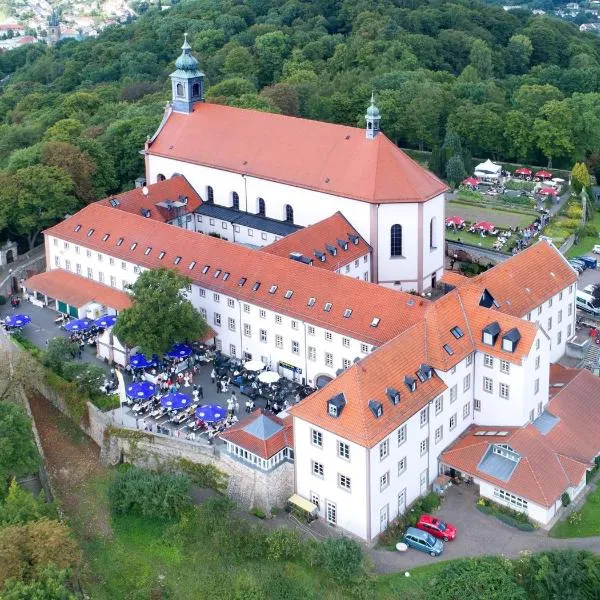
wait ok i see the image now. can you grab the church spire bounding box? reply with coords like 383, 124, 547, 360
170, 33, 205, 114
365, 92, 381, 140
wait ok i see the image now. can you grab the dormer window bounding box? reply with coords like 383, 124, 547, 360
174, 256, 182, 265
404, 375, 417, 392
74, 224, 81, 232
501, 328, 521, 353
386, 387, 400, 405
314, 250, 326, 262
348, 233, 359, 245
482, 322, 501, 346
252, 281, 261, 291
87, 228, 95, 237
116, 237, 124, 246
479, 288, 496, 309
238, 277, 247, 287
269, 285, 278, 294
443, 344, 454, 355
343, 308, 352, 318
450, 326, 464, 339
284, 290, 293, 299
158, 251, 166, 259
371, 317, 380, 328
327, 393, 346, 418
368, 400, 383, 418
144, 247, 152, 255
308, 297, 316, 307
188, 261, 196, 270
324, 302, 332, 312
337, 239, 349, 251
326, 244, 337, 256
102, 233, 110, 242
202, 265, 210, 274
420, 364, 432, 380
130, 242, 137, 251
213, 269, 221, 278
223, 272, 230, 280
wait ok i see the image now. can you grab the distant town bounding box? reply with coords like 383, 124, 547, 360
503, 0, 600, 32
0, 0, 136, 50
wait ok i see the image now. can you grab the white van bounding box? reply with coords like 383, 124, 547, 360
576, 290, 600, 316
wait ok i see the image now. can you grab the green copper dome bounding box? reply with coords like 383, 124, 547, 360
175, 34, 199, 71
366, 93, 380, 118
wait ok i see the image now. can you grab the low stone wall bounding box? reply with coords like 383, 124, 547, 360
446, 240, 508, 266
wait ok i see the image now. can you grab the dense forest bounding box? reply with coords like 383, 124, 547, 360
1, 0, 600, 247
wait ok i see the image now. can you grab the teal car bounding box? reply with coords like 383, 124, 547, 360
403, 526, 444, 556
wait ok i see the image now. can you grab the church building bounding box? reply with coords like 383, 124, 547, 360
144, 37, 448, 292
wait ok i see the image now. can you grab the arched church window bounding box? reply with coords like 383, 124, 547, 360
157, 174, 166, 182
430, 217, 437, 249
232, 192, 239, 210
258, 198, 266, 216
192, 82, 200, 97
284, 204, 294, 223
207, 186, 214, 204
390, 224, 402, 257
176, 82, 184, 98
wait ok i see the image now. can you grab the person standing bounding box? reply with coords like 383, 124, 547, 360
211, 368, 216, 384
198, 384, 204, 399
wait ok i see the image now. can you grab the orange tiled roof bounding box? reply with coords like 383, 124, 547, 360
473, 241, 577, 317
440, 271, 469, 288
97, 175, 201, 222
289, 322, 447, 448
147, 104, 448, 204
219, 410, 293, 460
44, 204, 428, 346
261, 212, 371, 271
24, 269, 131, 311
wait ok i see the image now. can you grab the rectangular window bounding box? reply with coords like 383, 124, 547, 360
97, 271, 104, 283
557, 331, 562, 345
397, 424, 407, 446
86, 249, 92, 257
538, 401, 542, 415
434, 426, 443, 444
200, 308, 207, 320
325, 331, 332, 341
290, 320, 298, 330
342, 358, 351, 369
54, 256, 61, 267
466, 353, 473, 366
484, 354, 493, 368
568, 303, 573, 317
419, 407, 429, 427
419, 438, 429, 456
548, 317, 552, 331
64, 259, 71, 271
243, 323, 251, 337
538, 306, 542, 315
548, 297, 553, 308
214, 293, 220, 303
435, 396, 443, 415
87, 267, 93, 278
450, 413, 457, 431
379, 438, 389, 461
308, 346, 316, 361
110, 275, 116, 288
228, 298, 235, 308
259, 329, 267, 343
499, 382, 509, 399
483, 376, 493, 394
536, 338, 540, 350
559, 291, 563, 301
494, 488, 528, 510
214, 313, 221, 326
275, 315, 282, 325
450, 385, 457, 403
342, 337, 350, 348
534, 378, 540, 394
535, 355, 540, 369
275, 335, 283, 349
463, 403, 471, 419
530, 408, 535, 422
463, 374, 471, 392
380, 471, 389, 491
307, 326, 315, 336
500, 360, 510, 374
291, 340, 299, 354
338, 474, 351, 491
311, 429, 322, 447
122, 280, 128, 290
337, 441, 350, 460
398, 457, 407, 476
228, 318, 236, 332
558, 309, 562, 324
199, 288, 206, 298
325, 352, 333, 367
474, 398, 481, 411
229, 344, 236, 357
76, 263, 81, 274
361, 343, 369, 353
568, 324, 572, 337
259, 309, 266, 319
311, 461, 324, 478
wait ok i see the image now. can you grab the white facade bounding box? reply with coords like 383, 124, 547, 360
147, 154, 443, 292
193, 212, 286, 247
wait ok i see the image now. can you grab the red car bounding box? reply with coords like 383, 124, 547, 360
416, 515, 457, 541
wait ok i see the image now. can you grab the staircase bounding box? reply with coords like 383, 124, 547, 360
582, 342, 600, 373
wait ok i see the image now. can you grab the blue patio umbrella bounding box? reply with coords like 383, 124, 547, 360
166, 343, 193, 359
94, 314, 117, 328
64, 318, 92, 332
126, 381, 156, 399
160, 391, 191, 410
195, 404, 227, 423
5, 314, 31, 328
129, 353, 159, 369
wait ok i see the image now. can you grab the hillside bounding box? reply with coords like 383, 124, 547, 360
1, 0, 600, 248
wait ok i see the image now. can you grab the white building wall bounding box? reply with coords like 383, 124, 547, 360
293, 417, 369, 540
421, 193, 446, 289
194, 213, 285, 247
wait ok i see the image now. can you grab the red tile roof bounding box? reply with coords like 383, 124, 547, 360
219, 410, 293, 460
24, 269, 131, 311
44, 204, 428, 346
262, 212, 370, 271
472, 241, 577, 317
440, 271, 469, 287
289, 322, 447, 448
147, 104, 448, 204
97, 175, 201, 222
442, 368, 600, 507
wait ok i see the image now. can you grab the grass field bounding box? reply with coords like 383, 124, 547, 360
566, 212, 600, 258
550, 486, 600, 538
445, 228, 500, 249
447, 201, 536, 229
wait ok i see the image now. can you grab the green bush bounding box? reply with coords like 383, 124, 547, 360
498, 514, 518, 527
516, 522, 535, 532
266, 529, 301, 561
477, 504, 493, 515
250, 507, 265, 519
320, 537, 364, 583
108, 466, 191, 519
561, 492, 571, 507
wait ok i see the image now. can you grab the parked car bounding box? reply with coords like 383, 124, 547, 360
416, 515, 457, 541
403, 526, 444, 557
576, 256, 598, 269
570, 259, 587, 270
568, 261, 584, 274
593, 245, 600, 255
576, 290, 600, 316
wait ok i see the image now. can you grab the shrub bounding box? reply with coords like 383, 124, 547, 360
320, 537, 364, 583
568, 511, 582, 526
516, 522, 535, 532
266, 528, 301, 561
498, 514, 518, 527
108, 466, 191, 519
477, 504, 493, 515
250, 507, 265, 519
561, 492, 571, 507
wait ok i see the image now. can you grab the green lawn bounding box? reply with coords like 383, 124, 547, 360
446, 228, 501, 250
373, 561, 451, 597
550, 486, 600, 538
447, 201, 536, 229
566, 212, 600, 258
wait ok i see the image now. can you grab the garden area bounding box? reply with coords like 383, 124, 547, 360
476, 497, 535, 532
551, 485, 600, 539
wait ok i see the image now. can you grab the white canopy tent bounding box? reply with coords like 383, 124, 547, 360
474, 159, 502, 180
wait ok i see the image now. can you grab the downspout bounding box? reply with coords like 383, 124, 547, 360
243, 174, 248, 213
366, 445, 371, 542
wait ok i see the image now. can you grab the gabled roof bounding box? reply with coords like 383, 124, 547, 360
219, 409, 293, 460
97, 175, 201, 222
262, 212, 371, 271
23, 269, 131, 311
146, 103, 448, 204
289, 322, 447, 448
44, 204, 428, 346
471, 241, 577, 317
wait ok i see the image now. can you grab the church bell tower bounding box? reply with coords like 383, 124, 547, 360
170, 34, 205, 114
365, 93, 381, 140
